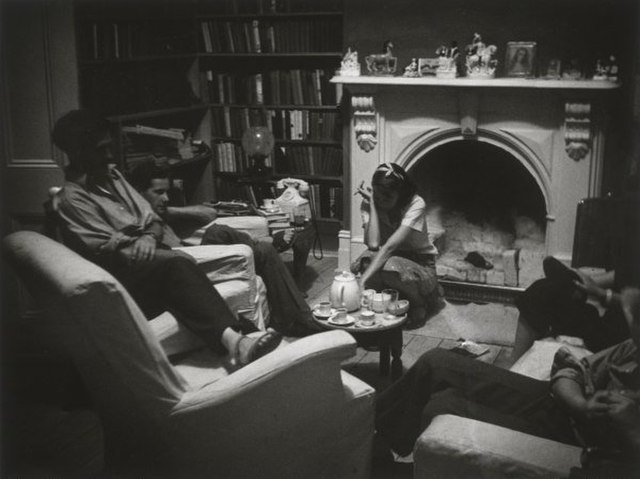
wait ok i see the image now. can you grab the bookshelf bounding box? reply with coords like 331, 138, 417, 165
73, 0, 345, 220
198, 0, 345, 224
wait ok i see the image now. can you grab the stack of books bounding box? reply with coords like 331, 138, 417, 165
204, 200, 253, 216
255, 206, 292, 234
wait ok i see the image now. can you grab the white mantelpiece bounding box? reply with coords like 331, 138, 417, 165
332, 75, 620, 273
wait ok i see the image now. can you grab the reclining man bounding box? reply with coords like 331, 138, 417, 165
375, 287, 640, 476
128, 161, 321, 337
51, 109, 282, 367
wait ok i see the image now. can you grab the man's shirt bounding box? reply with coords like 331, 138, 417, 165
58, 167, 181, 258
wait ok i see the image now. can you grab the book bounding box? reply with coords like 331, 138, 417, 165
251, 20, 261, 53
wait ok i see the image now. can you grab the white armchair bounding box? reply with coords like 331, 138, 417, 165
4, 231, 375, 479
413, 339, 592, 479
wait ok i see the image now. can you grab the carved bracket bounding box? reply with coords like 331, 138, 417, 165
564, 102, 591, 161
352, 95, 377, 152
458, 91, 479, 137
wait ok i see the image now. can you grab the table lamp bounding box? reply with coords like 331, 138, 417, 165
241, 126, 274, 177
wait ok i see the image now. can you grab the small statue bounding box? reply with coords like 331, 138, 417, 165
464, 33, 497, 78
365, 40, 398, 76
435, 41, 460, 78
593, 58, 608, 80
403, 58, 419, 77
607, 55, 619, 82
339, 47, 361, 76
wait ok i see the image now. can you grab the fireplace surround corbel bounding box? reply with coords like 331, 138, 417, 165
333, 76, 619, 286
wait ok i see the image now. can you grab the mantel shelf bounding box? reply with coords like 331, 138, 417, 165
331, 75, 620, 91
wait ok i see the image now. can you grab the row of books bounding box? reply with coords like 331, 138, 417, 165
211, 107, 340, 141
81, 65, 197, 116
214, 141, 273, 173
308, 184, 343, 220
200, 18, 341, 54
274, 146, 342, 176
199, 0, 342, 15
78, 20, 193, 61
200, 69, 337, 106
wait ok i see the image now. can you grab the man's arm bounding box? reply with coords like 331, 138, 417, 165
166, 205, 218, 226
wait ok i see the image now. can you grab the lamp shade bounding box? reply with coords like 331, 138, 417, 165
241, 126, 274, 157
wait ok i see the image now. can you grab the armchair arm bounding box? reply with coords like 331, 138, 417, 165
173, 244, 255, 285
414, 414, 582, 479
167, 331, 363, 478
181, 216, 271, 246
176, 330, 356, 408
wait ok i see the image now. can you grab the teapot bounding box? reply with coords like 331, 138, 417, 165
330, 271, 361, 312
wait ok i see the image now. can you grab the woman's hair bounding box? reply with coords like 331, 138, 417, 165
371, 162, 416, 212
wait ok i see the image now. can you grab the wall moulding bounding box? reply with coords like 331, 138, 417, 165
351, 95, 377, 152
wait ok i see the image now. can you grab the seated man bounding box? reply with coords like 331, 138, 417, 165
513, 256, 633, 360
128, 162, 322, 337
51, 109, 282, 367
375, 287, 640, 475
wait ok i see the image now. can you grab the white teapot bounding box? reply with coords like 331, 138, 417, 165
330, 271, 361, 312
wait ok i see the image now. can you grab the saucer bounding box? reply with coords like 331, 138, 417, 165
355, 319, 379, 329
312, 306, 336, 319
327, 315, 356, 327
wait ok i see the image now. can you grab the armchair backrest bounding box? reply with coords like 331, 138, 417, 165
3, 231, 188, 471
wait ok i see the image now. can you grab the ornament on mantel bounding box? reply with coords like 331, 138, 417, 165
339, 48, 361, 76
365, 40, 397, 76
435, 41, 460, 79
465, 33, 498, 79
402, 58, 419, 77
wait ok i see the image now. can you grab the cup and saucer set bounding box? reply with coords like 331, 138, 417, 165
313, 288, 409, 329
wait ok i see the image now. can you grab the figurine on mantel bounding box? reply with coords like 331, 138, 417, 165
464, 33, 498, 78
435, 41, 460, 78
339, 47, 361, 76
365, 40, 398, 76
593, 55, 619, 82
402, 58, 419, 77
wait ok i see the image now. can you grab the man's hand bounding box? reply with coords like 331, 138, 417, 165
604, 390, 640, 427
581, 390, 614, 419
129, 234, 157, 263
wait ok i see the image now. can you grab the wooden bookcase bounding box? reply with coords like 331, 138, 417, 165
197, 0, 344, 224
74, 0, 345, 223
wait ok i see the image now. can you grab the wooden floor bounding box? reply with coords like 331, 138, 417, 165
5, 247, 516, 477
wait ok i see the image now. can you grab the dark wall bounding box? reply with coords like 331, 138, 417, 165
344, 0, 637, 80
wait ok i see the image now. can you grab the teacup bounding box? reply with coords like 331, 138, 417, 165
334, 307, 348, 323
317, 301, 332, 317
263, 198, 276, 209
360, 310, 376, 326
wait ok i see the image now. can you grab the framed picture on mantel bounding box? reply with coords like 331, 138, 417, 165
505, 41, 536, 78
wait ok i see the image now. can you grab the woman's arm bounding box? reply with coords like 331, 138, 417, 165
551, 378, 610, 418
364, 195, 381, 251
360, 224, 413, 287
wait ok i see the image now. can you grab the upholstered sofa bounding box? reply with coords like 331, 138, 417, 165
413, 338, 592, 479
4, 231, 375, 479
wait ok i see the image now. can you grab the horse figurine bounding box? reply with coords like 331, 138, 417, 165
365, 40, 397, 75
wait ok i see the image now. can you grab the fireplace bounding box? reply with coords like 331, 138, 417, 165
333, 76, 620, 293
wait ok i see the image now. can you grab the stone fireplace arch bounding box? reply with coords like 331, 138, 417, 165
393, 127, 553, 218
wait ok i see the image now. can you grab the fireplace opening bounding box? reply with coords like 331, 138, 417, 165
409, 140, 547, 291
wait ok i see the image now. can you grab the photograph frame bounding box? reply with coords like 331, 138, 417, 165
544, 58, 562, 79
418, 57, 440, 77
504, 41, 537, 78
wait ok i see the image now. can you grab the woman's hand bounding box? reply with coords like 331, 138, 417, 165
354, 181, 372, 202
